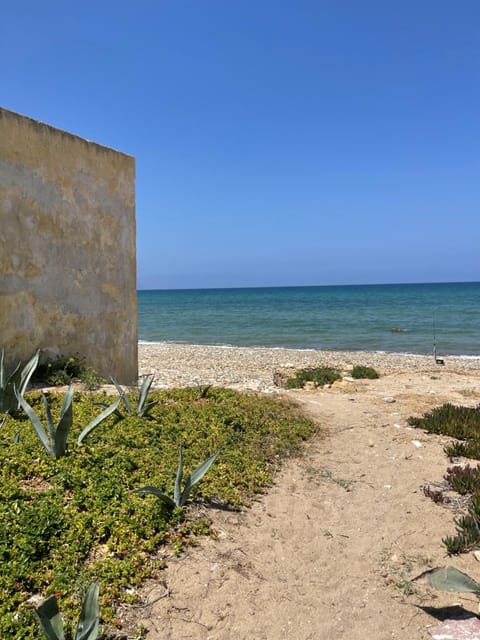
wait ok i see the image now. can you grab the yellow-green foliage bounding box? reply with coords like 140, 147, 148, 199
0, 387, 317, 639
286, 366, 341, 389
350, 365, 379, 379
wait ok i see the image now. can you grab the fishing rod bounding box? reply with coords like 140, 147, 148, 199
433, 317, 445, 366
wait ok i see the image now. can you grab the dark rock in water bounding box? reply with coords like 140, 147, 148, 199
391, 327, 408, 333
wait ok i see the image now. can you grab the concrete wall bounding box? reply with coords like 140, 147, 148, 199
0, 107, 137, 383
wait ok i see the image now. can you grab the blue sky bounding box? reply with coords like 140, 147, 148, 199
3, 1, 479, 289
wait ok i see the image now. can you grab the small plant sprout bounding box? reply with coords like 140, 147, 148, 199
196, 384, 212, 399
0, 349, 39, 414
35, 582, 100, 640
111, 374, 159, 417
135, 445, 221, 508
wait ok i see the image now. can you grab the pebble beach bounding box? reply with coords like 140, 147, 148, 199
138, 342, 480, 393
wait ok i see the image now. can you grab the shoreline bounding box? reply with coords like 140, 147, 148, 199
139, 339, 480, 360
138, 341, 480, 392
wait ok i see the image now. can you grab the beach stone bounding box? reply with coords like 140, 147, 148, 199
429, 617, 480, 640
383, 396, 396, 403
273, 368, 296, 388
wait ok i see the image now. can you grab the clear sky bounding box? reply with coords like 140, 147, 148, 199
3, 1, 479, 289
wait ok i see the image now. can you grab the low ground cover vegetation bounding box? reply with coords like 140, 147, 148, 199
350, 365, 379, 379
409, 403, 480, 554
286, 366, 341, 388
0, 385, 317, 639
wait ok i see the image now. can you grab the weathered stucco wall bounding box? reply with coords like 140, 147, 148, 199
0, 107, 137, 383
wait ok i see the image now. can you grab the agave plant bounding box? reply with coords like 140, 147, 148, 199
16, 387, 121, 457
0, 349, 39, 414
111, 374, 158, 417
35, 582, 99, 640
135, 445, 220, 508
414, 566, 480, 594
77, 395, 122, 444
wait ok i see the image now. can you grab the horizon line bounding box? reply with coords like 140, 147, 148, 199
137, 280, 479, 293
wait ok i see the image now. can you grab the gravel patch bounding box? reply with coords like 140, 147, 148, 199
139, 342, 480, 393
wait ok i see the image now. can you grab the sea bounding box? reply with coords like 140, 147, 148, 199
138, 282, 480, 357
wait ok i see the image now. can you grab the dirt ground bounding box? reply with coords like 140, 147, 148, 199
126, 365, 480, 640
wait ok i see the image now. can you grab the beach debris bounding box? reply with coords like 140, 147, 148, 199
383, 396, 396, 403
428, 617, 480, 640
411, 440, 423, 448
414, 567, 480, 637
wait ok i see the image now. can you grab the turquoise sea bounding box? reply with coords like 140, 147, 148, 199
138, 282, 480, 356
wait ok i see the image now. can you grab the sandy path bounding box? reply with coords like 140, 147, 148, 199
129, 367, 480, 640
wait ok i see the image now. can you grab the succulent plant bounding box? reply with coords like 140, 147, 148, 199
0, 349, 39, 414
415, 566, 480, 595
111, 374, 158, 417
35, 582, 99, 640
16, 386, 121, 457
135, 445, 220, 508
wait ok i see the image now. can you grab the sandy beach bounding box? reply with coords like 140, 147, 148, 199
131, 342, 480, 639
139, 341, 480, 392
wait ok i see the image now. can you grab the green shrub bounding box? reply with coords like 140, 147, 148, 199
411, 403, 480, 556
286, 367, 341, 389
443, 494, 480, 554
445, 464, 480, 495
32, 356, 105, 390
0, 387, 318, 639
408, 403, 480, 439
350, 365, 379, 379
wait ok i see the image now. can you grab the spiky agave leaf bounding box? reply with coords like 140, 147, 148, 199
54, 386, 74, 458
174, 445, 184, 507
18, 350, 40, 397
110, 377, 133, 414
0, 349, 20, 413
35, 594, 65, 640
74, 583, 100, 640
137, 374, 157, 416
139, 399, 159, 417
77, 395, 122, 444
42, 392, 57, 451
0, 350, 39, 413
415, 566, 480, 594
16, 389, 52, 455
180, 449, 221, 506
133, 485, 176, 508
